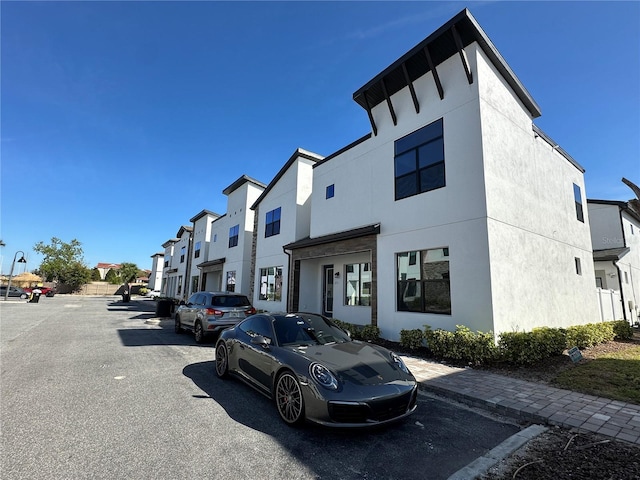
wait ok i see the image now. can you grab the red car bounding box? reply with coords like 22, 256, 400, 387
24, 286, 55, 297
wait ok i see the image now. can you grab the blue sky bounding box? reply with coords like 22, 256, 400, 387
2, 1, 639, 275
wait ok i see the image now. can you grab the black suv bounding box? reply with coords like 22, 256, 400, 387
175, 292, 256, 343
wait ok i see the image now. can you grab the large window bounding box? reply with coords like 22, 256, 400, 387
345, 262, 371, 306
394, 118, 445, 200
265, 207, 281, 238
259, 266, 283, 301
229, 225, 239, 248
194, 241, 201, 258
573, 183, 584, 222
397, 248, 450, 314
226, 271, 236, 292
180, 246, 186, 263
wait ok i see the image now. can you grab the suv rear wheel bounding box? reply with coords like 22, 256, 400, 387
194, 321, 205, 344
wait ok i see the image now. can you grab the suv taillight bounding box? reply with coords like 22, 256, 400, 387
246, 307, 256, 315
205, 308, 224, 316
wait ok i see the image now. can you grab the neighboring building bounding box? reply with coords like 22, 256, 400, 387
95, 263, 121, 280
186, 209, 222, 297
148, 253, 164, 291
588, 198, 640, 324
282, 9, 598, 340
161, 226, 193, 300
250, 148, 323, 312
197, 176, 266, 295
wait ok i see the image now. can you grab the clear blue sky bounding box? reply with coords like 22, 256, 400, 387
2, 1, 639, 275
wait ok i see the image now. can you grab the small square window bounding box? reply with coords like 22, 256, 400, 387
326, 184, 335, 199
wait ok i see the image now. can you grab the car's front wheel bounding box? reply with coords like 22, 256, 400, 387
215, 342, 229, 379
194, 321, 205, 344
275, 371, 305, 426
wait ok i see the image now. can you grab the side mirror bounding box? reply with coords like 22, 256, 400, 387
179, 300, 186, 306
251, 335, 271, 348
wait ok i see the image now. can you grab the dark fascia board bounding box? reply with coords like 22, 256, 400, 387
222, 174, 267, 196
190, 209, 222, 223
197, 257, 226, 268
314, 133, 372, 169
176, 225, 193, 238
150, 252, 164, 258
352, 8, 541, 119
251, 148, 323, 210
593, 247, 630, 262
532, 125, 584, 173
162, 238, 179, 248
283, 223, 380, 250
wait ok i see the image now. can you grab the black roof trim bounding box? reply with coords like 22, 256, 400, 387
190, 209, 222, 223
251, 148, 323, 210
314, 133, 372, 169
593, 247, 630, 262
222, 174, 267, 196
352, 9, 541, 119
197, 257, 226, 269
532, 125, 584, 173
162, 238, 179, 247
283, 223, 380, 250
176, 225, 193, 238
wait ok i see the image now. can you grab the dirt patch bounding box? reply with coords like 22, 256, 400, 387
480, 426, 640, 480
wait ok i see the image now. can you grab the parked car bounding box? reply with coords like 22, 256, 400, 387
214, 312, 418, 427
24, 286, 55, 297
174, 291, 256, 343
0, 286, 29, 299
145, 289, 162, 299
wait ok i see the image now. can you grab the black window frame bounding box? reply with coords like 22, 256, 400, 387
573, 183, 584, 223
394, 118, 445, 201
229, 224, 239, 248
265, 207, 281, 238
396, 248, 451, 315
326, 184, 335, 199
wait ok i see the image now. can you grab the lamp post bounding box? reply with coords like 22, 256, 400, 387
4, 251, 27, 301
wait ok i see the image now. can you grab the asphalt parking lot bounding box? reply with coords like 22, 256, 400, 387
1, 295, 523, 479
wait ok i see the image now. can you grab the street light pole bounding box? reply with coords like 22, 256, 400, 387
4, 251, 27, 301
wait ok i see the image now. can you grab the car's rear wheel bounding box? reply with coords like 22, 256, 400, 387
275, 371, 305, 426
174, 315, 183, 334
215, 342, 229, 379
194, 321, 205, 344
20, 294, 28, 300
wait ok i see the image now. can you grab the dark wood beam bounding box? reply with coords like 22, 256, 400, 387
381, 78, 397, 126
401, 62, 420, 114
423, 46, 444, 100
362, 91, 378, 136
451, 24, 473, 84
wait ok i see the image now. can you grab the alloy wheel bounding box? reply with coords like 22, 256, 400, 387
275, 372, 304, 425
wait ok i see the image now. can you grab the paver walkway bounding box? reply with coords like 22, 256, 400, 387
401, 355, 640, 445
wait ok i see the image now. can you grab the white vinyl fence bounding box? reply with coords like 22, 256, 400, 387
596, 288, 623, 322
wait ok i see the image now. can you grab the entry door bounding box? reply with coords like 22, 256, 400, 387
323, 265, 334, 317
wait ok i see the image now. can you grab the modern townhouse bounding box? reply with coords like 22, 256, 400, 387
196, 175, 266, 295
249, 148, 324, 313
588, 195, 640, 324
148, 253, 163, 291
162, 226, 192, 300
184, 209, 222, 298
280, 9, 599, 340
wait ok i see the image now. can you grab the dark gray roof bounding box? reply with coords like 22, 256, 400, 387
283, 224, 380, 250
352, 8, 541, 121
222, 175, 267, 196
593, 248, 630, 262
190, 209, 222, 223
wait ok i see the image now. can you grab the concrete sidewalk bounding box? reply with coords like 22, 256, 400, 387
401, 355, 640, 445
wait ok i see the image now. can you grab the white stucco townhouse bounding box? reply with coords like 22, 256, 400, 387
162, 225, 192, 300
198, 175, 266, 295
249, 148, 324, 312
282, 9, 599, 340
588, 197, 640, 324
185, 209, 221, 298
148, 252, 164, 291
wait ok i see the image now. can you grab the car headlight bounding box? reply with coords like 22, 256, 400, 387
390, 352, 410, 374
309, 363, 338, 390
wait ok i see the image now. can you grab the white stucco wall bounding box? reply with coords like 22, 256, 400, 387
477, 46, 599, 333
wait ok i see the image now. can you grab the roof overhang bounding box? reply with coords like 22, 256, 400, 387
283, 224, 380, 251
593, 247, 630, 262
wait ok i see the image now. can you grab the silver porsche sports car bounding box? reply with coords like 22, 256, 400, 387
214, 312, 418, 427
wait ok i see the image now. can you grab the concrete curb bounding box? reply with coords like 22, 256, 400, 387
446, 424, 548, 480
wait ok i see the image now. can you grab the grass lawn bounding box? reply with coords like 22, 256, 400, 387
553, 345, 640, 404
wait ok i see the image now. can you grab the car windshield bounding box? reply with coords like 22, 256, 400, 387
274, 314, 351, 346
211, 295, 251, 307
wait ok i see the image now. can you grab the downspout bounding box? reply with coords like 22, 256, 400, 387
614, 261, 627, 322
283, 246, 292, 312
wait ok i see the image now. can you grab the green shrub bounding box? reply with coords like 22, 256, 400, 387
400, 329, 425, 350
498, 328, 567, 366
424, 325, 498, 365
612, 320, 634, 340
330, 319, 379, 342
565, 322, 615, 349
